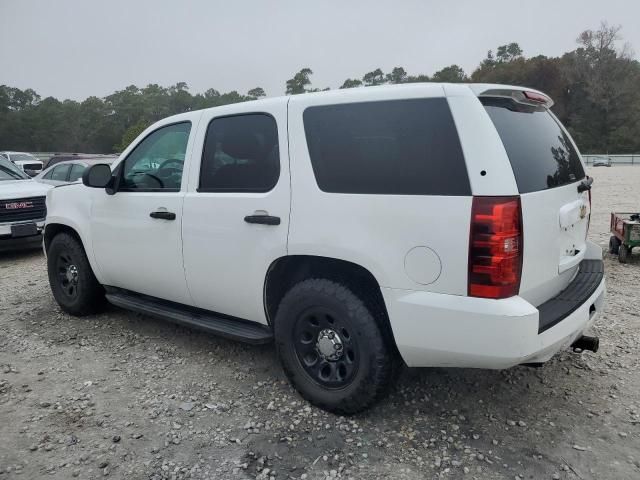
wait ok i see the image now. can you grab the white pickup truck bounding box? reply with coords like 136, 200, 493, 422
0, 156, 51, 251
44, 83, 605, 413
0, 151, 44, 177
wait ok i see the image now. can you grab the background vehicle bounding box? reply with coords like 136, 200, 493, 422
35, 158, 115, 186
44, 83, 605, 413
609, 212, 640, 263
0, 151, 43, 176
44, 154, 118, 169
44, 154, 86, 169
0, 156, 51, 251
592, 156, 612, 167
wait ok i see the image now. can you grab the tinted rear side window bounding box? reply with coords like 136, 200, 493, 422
481, 97, 585, 193
303, 98, 470, 195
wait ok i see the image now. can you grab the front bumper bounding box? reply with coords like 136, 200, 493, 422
0, 220, 45, 252
382, 242, 606, 369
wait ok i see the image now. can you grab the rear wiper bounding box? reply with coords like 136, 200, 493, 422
577, 176, 593, 193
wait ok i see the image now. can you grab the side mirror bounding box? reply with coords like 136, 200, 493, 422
82, 164, 114, 191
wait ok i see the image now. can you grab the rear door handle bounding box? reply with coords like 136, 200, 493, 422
244, 215, 280, 226
150, 211, 176, 220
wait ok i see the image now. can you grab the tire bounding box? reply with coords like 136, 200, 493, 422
609, 235, 621, 254
47, 233, 104, 316
274, 278, 393, 414
618, 244, 629, 263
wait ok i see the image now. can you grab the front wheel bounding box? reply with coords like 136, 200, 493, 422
274, 278, 393, 414
47, 233, 104, 315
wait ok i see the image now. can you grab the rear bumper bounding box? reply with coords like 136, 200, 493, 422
383, 241, 606, 369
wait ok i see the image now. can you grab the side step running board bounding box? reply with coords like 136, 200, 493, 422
105, 291, 273, 344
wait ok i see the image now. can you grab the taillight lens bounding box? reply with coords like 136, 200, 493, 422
468, 196, 523, 299
523, 90, 549, 104
586, 176, 592, 233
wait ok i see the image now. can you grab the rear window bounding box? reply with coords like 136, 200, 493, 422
303, 98, 470, 195
481, 97, 585, 193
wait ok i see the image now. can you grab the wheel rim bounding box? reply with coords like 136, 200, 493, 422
56, 252, 79, 299
293, 307, 359, 389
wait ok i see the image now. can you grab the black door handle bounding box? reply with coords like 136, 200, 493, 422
150, 211, 176, 220
244, 215, 280, 225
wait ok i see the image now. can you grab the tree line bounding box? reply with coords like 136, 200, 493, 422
1, 22, 638, 154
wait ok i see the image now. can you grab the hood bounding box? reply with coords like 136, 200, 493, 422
0, 179, 53, 200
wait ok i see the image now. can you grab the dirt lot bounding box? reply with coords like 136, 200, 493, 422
1, 166, 639, 480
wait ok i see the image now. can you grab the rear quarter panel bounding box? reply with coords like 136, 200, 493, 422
287, 85, 472, 295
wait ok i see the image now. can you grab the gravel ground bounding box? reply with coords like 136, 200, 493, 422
1, 166, 639, 480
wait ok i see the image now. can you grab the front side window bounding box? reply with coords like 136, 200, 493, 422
68, 163, 85, 182
199, 114, 280, 192
51, 164, 71, 181
120, 122, 191, 191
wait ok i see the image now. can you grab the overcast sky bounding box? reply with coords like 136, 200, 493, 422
1, 0, 638, 101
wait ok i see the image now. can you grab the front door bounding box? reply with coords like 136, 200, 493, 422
182, 102, 290, 323
90, 118, 198, 305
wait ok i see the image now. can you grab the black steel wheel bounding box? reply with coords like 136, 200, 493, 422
275, 278, 393, 414
47, 232, 104, 316
293, 307, 359, 389
55, 251, 80, 300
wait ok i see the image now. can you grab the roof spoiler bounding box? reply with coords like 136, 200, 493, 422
477, 87, 554, 108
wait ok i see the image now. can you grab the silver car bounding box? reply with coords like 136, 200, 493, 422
592, 156, 612, 167
34, 158, 115, 186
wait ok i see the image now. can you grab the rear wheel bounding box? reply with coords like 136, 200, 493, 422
47, 233, 104, 315
274, 278, 393, 414
618, 244, 630, 263
609, 236, 621, 254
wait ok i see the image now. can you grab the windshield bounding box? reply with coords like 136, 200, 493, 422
0, 157, 30, 180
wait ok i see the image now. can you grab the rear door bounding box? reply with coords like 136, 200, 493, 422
182, 100, 290, 324
480, 96, 590, 305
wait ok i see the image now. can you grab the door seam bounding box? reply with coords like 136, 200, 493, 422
180, 112, 204, 307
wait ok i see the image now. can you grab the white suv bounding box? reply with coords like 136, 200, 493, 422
44, 84, 606, 413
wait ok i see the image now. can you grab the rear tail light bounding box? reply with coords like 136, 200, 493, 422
478, 88, 554, 108
523, 90, 549, 104
468, 196, 523, 299
587, 176, 592, 233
